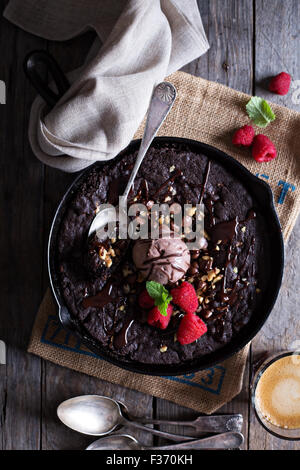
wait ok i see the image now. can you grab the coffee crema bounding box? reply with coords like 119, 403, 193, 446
255, 355, 300, 430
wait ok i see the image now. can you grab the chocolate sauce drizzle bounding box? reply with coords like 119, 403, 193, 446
83, 281, 134, 350
152, 169, 183, 200
199, 160, 211, 205
210, 217, 238, 244
82, 282, 115, 309
113, 317, 134, 349
199, 202, 257, 341
137, 239, 189, 281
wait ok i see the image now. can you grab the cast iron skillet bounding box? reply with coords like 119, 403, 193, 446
47, 137, 284, 376
25, 51, 284, 376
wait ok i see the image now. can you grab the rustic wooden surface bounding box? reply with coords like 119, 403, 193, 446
0, 0, 299, 450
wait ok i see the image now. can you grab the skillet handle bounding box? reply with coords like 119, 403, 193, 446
23, 50, 70, 109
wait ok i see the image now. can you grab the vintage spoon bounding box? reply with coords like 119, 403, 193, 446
57, 395, 243, 442
87, 81, 177, 240
86, 432, 244, 450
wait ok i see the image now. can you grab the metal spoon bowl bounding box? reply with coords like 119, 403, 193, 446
57, 395, 194, 441
86, 432, 244, 451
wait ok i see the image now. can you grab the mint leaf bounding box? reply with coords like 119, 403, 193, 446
146, 281, 165, 300
246, 96, 276, 128
146, 281, 172, 317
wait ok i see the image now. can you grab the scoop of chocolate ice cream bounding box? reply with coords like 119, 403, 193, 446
132, 237, 191, 285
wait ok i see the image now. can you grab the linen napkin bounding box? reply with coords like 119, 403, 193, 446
4, 0, 209, 172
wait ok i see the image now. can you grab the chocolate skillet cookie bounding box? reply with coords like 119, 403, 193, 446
58, 143, 269, 365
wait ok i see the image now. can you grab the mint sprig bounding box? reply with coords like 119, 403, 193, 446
146, 281, 172, 317
246, 96, 276, 128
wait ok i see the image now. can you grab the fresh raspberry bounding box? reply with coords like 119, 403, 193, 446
177, 313, 207, 345
232, 125, 255, 147
171, 282, 198, 315
252, 134, 277, 163
147, 304, 173, 330
269, 72, 291, 96
139, 289, 155, 309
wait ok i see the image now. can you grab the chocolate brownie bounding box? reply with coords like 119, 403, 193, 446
57, 143, 269, 365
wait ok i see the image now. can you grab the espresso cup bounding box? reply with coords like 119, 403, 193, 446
251, 351, 300, 440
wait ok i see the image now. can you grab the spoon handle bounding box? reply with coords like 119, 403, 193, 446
122, 418, 194, 442
133, 414, 243, 433
147, 432, 244, 450
122, 82, 176, 200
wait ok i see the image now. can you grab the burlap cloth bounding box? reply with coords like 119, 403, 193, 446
28, 71, 300, 414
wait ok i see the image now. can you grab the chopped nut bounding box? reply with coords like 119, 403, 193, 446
215, 245, 220, 251
204, 230, 211, 240
108, 247, 116, 257
196, 281, 208, 295
164, 195, 172, 203
119, 305, 125, 311
241, 226, 246, 233
217, 240, 222, 245
186, 206, 197, 217
111, 238, 116, 244
212, 274, 223, 285
122, 265, 133, 277
204, 297, 210, 304
169, 165, 175, 172
99, 247, 108, 260
105, 256, 113, 268
198, 296, 204, 304
207, 269, 217, 282
123, 284, 130, 294
147, 200, 154, 209
160, 345, 168, 353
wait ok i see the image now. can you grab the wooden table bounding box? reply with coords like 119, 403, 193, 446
0, 0, 299, 450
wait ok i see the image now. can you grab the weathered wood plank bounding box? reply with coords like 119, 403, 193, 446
0, 2, 46, 449
156, 0, 253, 449
250, 0, 300, 450
40, 35, 153, 450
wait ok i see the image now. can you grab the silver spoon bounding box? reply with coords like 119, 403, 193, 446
86, 432, 244, 450
88, 81, 177, 239
57, 395, 243, 442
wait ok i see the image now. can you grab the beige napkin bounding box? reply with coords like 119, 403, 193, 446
4, 0, 209, 172
28, 71, 300, 413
